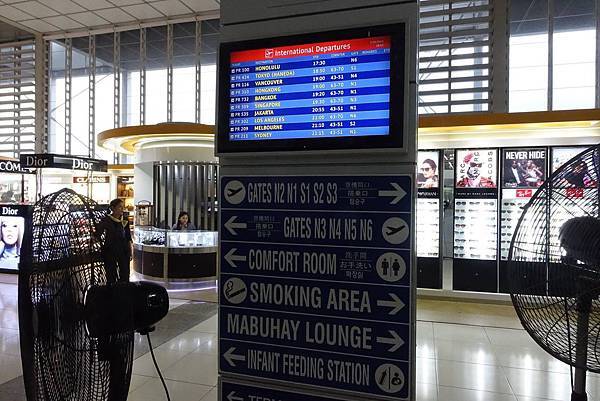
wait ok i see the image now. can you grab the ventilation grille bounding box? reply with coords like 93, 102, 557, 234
419, 0, 492, 114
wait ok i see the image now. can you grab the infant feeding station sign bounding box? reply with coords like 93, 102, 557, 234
219, 175, 413, 400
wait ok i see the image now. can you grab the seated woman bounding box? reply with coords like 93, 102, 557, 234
172, 211, 196, 231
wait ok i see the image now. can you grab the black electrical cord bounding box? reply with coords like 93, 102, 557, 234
146, 333, 171, 401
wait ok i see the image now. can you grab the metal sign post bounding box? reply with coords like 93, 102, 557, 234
217, 1, 418, 400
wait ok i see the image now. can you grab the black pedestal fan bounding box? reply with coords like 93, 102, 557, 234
18, 189, 169, 401
508, 144, 600, 401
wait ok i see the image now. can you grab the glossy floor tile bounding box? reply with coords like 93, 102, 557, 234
0, 272, 598, 401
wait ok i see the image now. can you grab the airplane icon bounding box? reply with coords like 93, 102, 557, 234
227, 187, 243, 197
386, 225, 406, 236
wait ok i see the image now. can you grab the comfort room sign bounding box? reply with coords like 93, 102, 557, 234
219, 174, 413, 400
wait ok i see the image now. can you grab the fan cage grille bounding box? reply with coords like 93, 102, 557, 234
20, 189, 133, 401
509, 144, 600, 372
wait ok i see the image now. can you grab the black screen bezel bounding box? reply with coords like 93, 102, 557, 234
217, 23, 406, 154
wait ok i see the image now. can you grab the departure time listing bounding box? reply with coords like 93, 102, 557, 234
228, 36, 391, 141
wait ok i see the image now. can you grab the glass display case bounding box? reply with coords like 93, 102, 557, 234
134, 226, 217, 248
133, 226, 218, 280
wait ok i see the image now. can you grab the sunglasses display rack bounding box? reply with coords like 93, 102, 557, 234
416, 150, 442, 289
454, 199, 498, 261
416, 199, 439, 258
499, 198, 529, 261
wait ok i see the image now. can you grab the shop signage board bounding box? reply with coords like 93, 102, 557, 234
0, 160, 31, 174
220, 174, 413, 400
20, 154, 108, 172
221, 377, 376, 401
72, 176, 110, 184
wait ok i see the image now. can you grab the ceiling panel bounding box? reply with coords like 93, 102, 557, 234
13, 1, 60, 18
72, 0, 115, 11
94, 7, 136, 23
0, 0, 219, 34
43, 15, 84, 30
19, 19, 59, 32
150, 0, 192, 16
179, 0, 219, 12
0, 5, 33, 21
107, 0, 148, 5
41, 0, 86, 14
122, 3, 163, 19
67, 11, 110, 27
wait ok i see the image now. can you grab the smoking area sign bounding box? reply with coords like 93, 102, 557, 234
219, 175, 413, 400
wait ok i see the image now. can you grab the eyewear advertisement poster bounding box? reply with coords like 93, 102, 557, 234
552, 146, 597, 189
455, 149, 497, 191
550, 146, 597, 263
454, 149, 498, 261
417, 151, 440, 190
0, 204, 29, 271
417, 151, 440, 258
502, 148, 546, 189
500, 148, 547, 260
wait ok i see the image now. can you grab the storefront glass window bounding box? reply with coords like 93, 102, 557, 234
47, 19, 220, 159
48, 41, 66, 155
173, 22, 196, 122
509, 0, 548, 112
146, 26, 168, 125
70, 37, 90, 157
510, 0, 596, 111
200, 20, 219, 125
94, 33, 116, 162
552, 0, 595, 110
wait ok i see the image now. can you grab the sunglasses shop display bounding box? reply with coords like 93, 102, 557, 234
454, 149, 498, 262
454, 199, 498, 260
416, 199, 439, 258
416, 151, 441, 259
500, 147, 548, 261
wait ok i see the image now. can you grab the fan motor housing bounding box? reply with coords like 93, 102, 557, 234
84, 281, 169, 338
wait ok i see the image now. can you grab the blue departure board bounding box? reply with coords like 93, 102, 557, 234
228, 36, 391, 141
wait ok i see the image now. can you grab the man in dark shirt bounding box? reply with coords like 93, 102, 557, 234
95, 198, 133, 283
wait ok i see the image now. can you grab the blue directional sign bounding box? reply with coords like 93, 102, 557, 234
221, 242, 411, 286
220, 339, 409, 399
220, 306, 409, 360
221, 209, 411, 248
219, 175, 413, 401
222, 175, 411, 211
221, 379, 350, 401
220, 274, 409, 321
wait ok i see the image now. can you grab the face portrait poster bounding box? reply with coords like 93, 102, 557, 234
502, 148, 546, 189
417, 151, 440, 189
0, 215, 24, 270
455, 149, 497, 189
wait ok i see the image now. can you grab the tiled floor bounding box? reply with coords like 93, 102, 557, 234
0, 274, 597, 401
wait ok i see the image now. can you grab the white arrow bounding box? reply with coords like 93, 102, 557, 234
225, 216, 247, 236
377, 330, 405, 352
378, 183, 407, 204
225, 248, 247, 268
377, 293, 405, 315
227, 391, 244, 401
224, 347, 246, 367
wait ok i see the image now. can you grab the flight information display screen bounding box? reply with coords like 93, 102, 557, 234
228, 36, 391, 141
217, 24, 405, 153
